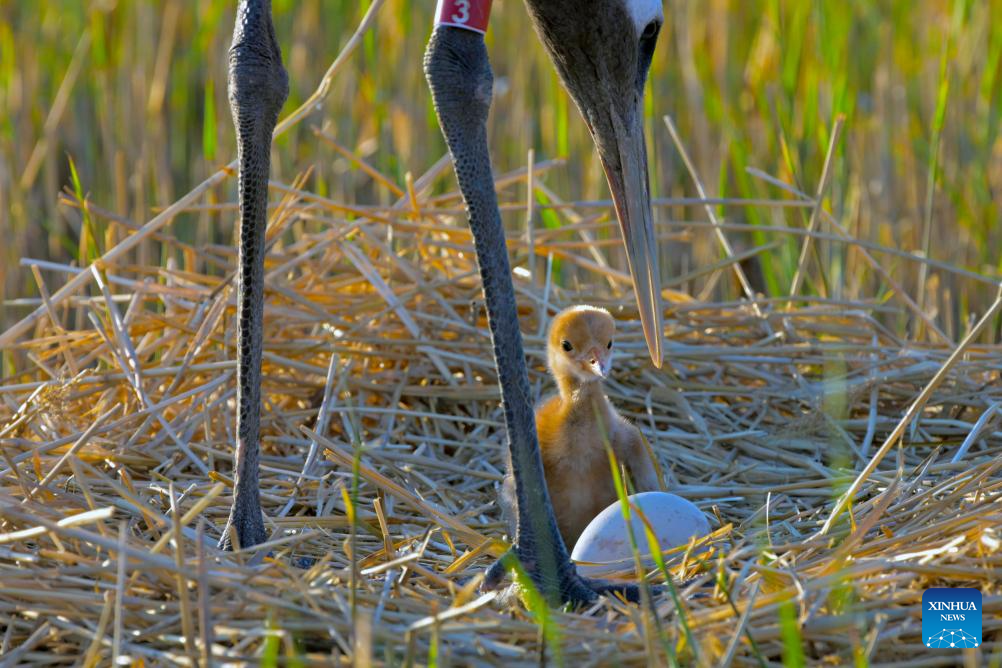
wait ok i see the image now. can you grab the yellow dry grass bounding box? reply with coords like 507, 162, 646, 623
3, 6, 1002, 666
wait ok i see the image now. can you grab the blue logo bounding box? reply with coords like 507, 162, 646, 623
922, 588, 981, 648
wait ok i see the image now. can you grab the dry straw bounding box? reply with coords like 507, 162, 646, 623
3, 5, 1002, 666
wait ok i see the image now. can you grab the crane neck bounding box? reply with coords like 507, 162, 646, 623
556, 372, 608, 406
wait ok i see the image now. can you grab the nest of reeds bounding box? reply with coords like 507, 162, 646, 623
4, 8, 1002, 666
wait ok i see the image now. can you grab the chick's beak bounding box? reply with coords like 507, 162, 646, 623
598, 105, 664, 368
587, 348, 612, 379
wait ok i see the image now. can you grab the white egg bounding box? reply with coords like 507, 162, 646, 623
570, 492, 710, 577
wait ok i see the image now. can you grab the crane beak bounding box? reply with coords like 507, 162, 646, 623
598, 108, 664, 368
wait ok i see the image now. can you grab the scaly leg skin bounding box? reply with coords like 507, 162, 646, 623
483, 549, 644, 607
219, 0, 289, 551
496, 477, 643, 605
424, 26, 641, 608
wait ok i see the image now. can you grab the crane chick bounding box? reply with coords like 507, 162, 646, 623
502, 305, 661, 549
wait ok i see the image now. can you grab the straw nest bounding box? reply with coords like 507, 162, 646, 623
4, 9, 1002, 668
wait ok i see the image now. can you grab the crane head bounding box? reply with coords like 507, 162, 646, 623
525, 0, 665, 368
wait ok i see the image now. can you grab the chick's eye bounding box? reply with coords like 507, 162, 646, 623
641, 20, 660, 41
561, 340, 573, 352
607, 341, 612, 349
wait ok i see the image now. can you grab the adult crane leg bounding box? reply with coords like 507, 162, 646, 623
220, 0, 289, 550
425, 26, 641, 606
